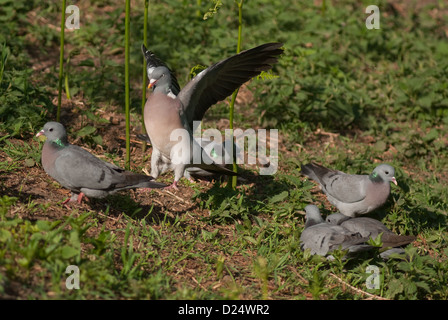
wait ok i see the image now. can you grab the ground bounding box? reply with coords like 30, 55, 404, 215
1, 102, 440, 299
1, 0, 448, 300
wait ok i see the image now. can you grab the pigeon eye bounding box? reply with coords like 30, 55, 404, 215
385, 171, 389, 175
49, 128, 54, 132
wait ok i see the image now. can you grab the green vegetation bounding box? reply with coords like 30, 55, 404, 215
1, 0, 447, 300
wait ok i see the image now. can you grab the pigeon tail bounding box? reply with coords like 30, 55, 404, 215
301, 162, 334, 185
381, 233, 416, 248
187, 163, 238, 177
117, 171, 167, 190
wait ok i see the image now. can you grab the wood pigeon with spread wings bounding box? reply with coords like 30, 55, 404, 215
143, 42, 283, 189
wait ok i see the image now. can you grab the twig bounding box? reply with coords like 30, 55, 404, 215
329, 273, 389, 300
117, 136, 146, 145
96, 211, 121, 223
289, 266, 309, 285
163, 189, 191, 204
315, 128, 339, 137
148, 185, 192, 206
27, 11, 76, 33
192, 277, 209, 291
295, 143, 306, 152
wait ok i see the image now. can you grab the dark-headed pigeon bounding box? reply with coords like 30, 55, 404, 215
36, 122, 166, 206
142, 44, 181, 98
301, 162, 397, 217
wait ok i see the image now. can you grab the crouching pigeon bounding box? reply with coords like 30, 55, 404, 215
36, 121, 166, 206
301, 162, 397, 217
300, 205, 373, 258
326, 213, 416, 249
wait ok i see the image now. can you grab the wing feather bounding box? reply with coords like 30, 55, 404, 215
177, 43, 283, 129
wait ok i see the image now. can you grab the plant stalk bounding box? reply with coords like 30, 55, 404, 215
57, 0, 67, 122
125, 0, 131, 169
64, 71, 71, 100
228, 0, 243, 189
141, 0, 149, 153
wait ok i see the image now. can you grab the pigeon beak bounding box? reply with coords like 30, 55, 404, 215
391, 177, 397, 186
36, 130, 44, 137
148, 79, 157, 89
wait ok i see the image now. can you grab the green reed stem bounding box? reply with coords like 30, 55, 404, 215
141, 0, 149, 153
228, 0, 244, 189
56, 0, 67, 122
124, 0, 131, 169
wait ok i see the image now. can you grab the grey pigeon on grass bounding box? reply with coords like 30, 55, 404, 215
36, 122, 166, 206
300, 205, 373, 258
143, 42, 283, 189
326, 213, 416, 249
301, 163, 397, 217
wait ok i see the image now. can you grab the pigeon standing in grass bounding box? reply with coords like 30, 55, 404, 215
36, 122, 166, 206
300, 205, 373, 257
326, 213, 416, 248
143, 42, 284, 189
300, 163, 397, 217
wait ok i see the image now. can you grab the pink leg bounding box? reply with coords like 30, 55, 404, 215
62, 197, 74, 210
77, 192, 87, 204
165, 181, 179, 190
62, 192, 87, 209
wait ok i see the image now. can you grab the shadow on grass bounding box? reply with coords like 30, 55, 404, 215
0, 180, 46, 208
86, 192, 184, 225
191, 167, 303, 224
368, 189, 448, 235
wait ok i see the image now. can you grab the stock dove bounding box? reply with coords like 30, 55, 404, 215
143, 42, 283, 189
301, 163, 397, 217
300, 205, 373, 257
36, 122, 166, 205
326, 213, 416, 248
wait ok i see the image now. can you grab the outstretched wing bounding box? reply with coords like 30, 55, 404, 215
177, 43, 283, 130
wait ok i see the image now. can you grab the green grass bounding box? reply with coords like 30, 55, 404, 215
1, 0, 448, 300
